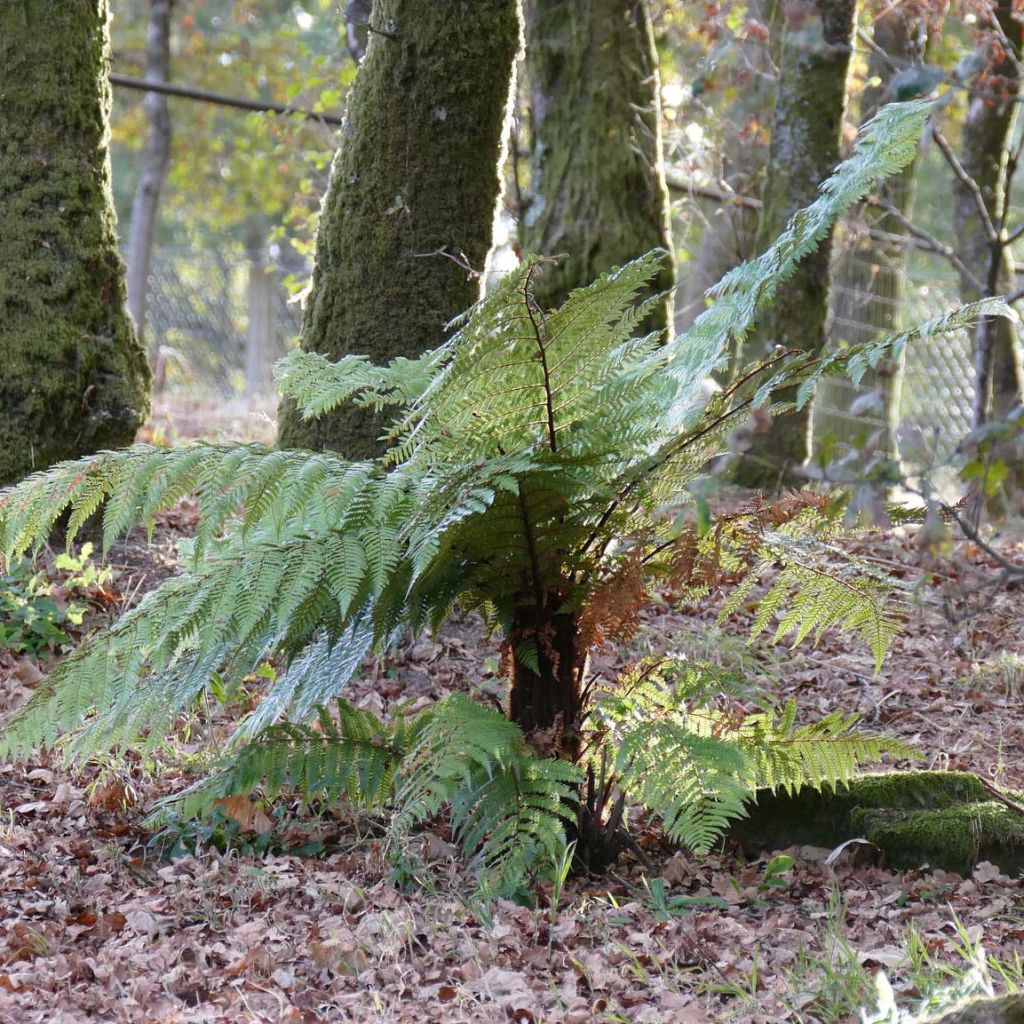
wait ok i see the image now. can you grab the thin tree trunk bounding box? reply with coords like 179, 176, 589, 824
823, 9, 923, 456
0, 0, 150, 485
677, 0, 780, 351
277, 0, 520, 458
953, 1, 1024, 426
733, 0, 857, 490
246, 248, 276, 399
521, 0, 674, 330
125, 0, 174, 353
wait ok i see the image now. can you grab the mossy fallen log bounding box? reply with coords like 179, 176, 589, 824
927, 994, 1024, 1024
731, 771, 1024, 876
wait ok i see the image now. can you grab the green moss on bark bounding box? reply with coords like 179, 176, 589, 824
733, 0, 857, 490
954, 1, 1024, 424
277, 0, 520, 459
0, 0, 150, 486
522, 0, 674, 331
732, 771, 1024, 876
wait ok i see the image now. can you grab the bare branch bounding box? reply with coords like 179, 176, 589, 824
931, 125, 1000, 243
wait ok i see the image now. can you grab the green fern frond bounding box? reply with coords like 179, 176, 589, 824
170, 698, 412, 821
395, 695, 580, 891
276, 346, 443, 423
591, 661, 913, 854
658, 99, 935, 428
736, 700, 920, 795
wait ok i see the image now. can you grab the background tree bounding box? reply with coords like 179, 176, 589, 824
950, 0, 1024, 425
823, 6, 927, 456
277, 0, 521, 458
672, 1, 779, 349
0, 0, 150, 486
124, 0, 174, 350
520, 0, 674, 329
731, 0, 858, 489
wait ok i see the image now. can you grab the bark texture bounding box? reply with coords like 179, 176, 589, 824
508, 604, 583, 750
733, 0, 857, 490
953, 1, 1024, 426
277, 0, 520, 458
0, 0, 150, 486
522, 0, 674, 330
126, 0, 174, 352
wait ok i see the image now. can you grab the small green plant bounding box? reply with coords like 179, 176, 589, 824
641, 875, 729, 921
0, 543, 109, 656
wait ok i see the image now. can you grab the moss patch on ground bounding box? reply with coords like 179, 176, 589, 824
732, 771, 1024, 876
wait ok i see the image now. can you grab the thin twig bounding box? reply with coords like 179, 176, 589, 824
866, 196, 986, 293
932, 125, 1000, 244
409, 246, 482, 280
975, 774, 1024, 815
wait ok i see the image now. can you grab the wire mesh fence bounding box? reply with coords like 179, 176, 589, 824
138, 241, 978, 451
814, 253, 975, 453
143, 246, 301, 400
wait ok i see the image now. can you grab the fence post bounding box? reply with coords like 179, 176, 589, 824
246, 250, 276, 398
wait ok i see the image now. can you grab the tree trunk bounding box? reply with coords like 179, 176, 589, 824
822, 10, 923, 458
246, 246, 276, 399
677, 0, 780, 356
732, 0, 857, 490
125, 0, 174, 353
0, 0, 151, 486
732, 770, 1024, 876
953, 1, 1024, 426
277, 0, 520, 458
521, 0, 674, 330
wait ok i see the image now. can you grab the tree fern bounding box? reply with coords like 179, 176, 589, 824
0, 99, 994, 888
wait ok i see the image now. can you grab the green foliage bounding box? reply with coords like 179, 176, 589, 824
0, 99, 995, 893
0, 544, 108, 656
589, 660, 917, 854
166, 694, 579, 897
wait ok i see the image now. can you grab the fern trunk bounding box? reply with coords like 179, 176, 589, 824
277, 0, 520, 459
521, 0, 674, 331
733, 0, 856, 490
0, 0, 151, 486
507, 605, 583, 755
953, 0, 1024, 426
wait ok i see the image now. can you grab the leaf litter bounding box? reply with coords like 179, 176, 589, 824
1, 513, 1022, 1022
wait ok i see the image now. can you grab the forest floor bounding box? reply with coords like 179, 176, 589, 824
1, 416, 1022, 1022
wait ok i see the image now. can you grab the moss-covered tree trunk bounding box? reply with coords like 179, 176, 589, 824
277, 0, 520, 458
822, 10, 922, 458
732, 771, 1024, 877
953, 1, 1024, 426
0, 0, 150, 486
733, 0, 856, 490
521, 0, 674, 330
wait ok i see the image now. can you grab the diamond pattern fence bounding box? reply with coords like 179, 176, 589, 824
140, 245, 977, 451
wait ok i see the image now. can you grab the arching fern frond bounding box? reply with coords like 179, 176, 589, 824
590, 661, 914, 854
395, 695, 581, 892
